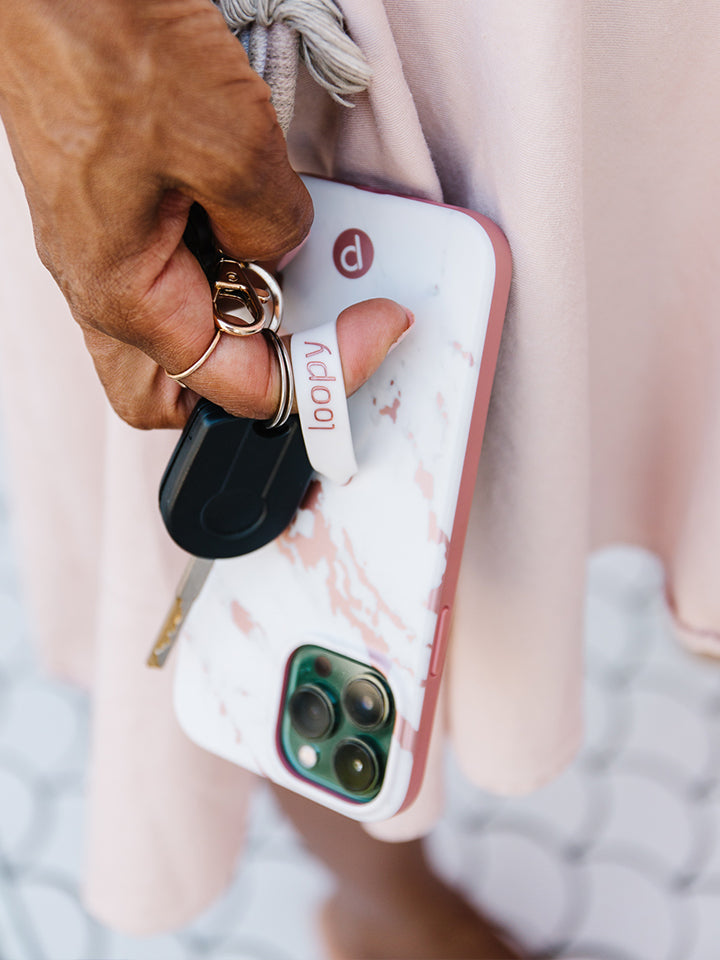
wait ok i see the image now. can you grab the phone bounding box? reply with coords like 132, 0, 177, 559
171, 176, 511, 821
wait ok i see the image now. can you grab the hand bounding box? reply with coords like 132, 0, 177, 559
0, 0, 411, 427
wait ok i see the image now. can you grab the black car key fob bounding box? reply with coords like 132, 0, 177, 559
160, 399, 314, 559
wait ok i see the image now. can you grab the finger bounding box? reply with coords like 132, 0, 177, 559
159, 23, 314, 262
183, 298, 414, 420
84, 299, 413, 430
81, 326, 200, 430
335, 299, 415, 399
204, 154, 314, 263
170, 110, 313, 264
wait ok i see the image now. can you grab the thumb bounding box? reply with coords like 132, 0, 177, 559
173, 297, 414, 422
334, 298, 415, 398
81, 297, 414, 431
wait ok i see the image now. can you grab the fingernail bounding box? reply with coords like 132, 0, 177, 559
387, 309, 415, 354
277, 235, 310, 271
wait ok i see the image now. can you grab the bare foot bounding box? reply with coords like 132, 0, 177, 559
320, 877, 525, 960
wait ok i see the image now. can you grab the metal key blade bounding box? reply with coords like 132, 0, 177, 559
147, 557, 214, 668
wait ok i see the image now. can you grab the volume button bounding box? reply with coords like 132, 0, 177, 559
429, 606, 451, 678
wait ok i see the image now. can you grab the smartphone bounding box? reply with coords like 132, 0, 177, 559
171, 176, 511, 821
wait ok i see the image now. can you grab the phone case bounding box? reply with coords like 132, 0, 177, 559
172, 176, 511, 821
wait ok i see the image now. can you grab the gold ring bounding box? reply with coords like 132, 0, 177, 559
165, 328, 293, 426
166, 330, 222, 386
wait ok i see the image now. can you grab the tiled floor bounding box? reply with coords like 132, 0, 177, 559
1, 434, 720, 958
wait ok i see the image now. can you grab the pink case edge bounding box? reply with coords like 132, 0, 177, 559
394, 202, 511, 811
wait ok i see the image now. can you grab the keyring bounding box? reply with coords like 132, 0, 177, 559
213, 260, 283, 337
264, 330, 294, 430
167, 257, 285, 386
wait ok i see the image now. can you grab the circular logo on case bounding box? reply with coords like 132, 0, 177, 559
333, 229, 374, 278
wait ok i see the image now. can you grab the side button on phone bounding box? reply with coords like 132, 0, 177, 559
429, 606, 451, 678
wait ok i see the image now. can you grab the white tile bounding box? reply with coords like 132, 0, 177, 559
0, 764, 37, 859
582, 676, 632, 762
0, 880, 36, 960
17, 877, 91, 959
686, 803, 720, 880
104, 928, 190, 960
588, 547, 665, 603
687, 892, 720, 960
0, 592, 28, 669
458, 827, 574, 953
585, 592, 645, 678
576, 860, 676, 960
0, 677, 80, 774
215, 854, 331, 960
30, 788, 86, 883
616, 687, 712, 785
242, 783, 309, 860
594, 770, 697, 879
490, 766, 598, 851
643, 644, 720, 702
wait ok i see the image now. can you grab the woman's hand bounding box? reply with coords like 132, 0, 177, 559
0, 0, 411, 427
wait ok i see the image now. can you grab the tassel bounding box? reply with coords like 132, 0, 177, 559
215, 0, 371, 129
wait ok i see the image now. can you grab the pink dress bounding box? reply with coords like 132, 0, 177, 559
1, 0, 719, 934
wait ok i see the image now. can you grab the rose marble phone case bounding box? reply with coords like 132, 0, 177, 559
172, 176, 511, 820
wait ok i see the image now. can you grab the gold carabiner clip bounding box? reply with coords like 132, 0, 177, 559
213, 258, 283, 336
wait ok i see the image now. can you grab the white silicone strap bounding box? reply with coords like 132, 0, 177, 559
290, 322, 358, 484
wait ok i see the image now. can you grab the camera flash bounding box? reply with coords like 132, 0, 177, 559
298, 744, 318, 769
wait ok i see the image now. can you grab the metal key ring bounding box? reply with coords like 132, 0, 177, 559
264, 330, 294, 430
213, 259, 283, 337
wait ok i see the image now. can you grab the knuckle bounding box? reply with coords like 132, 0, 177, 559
203, 161, 262, 210
111, 400, 153, 430
32, 236, 54, 273
108, 393, 167, 431
197, 104, 281, 204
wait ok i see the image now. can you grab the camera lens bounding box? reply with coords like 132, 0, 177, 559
342, 676, 390, 730
289, 685, 335, 740
332, 738, 380, 794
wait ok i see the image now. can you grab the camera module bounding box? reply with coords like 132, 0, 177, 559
281, 646, 396, 803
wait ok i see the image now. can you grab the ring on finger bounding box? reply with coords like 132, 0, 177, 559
166, 329, 222, 385
166, 257, 286, 394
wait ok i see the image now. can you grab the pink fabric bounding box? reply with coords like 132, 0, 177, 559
1, 0, 720, 933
